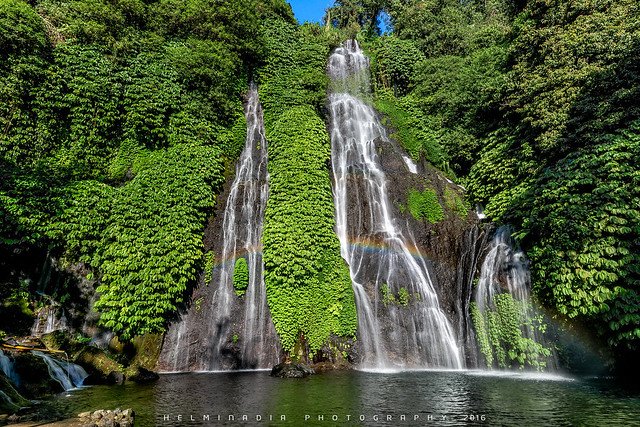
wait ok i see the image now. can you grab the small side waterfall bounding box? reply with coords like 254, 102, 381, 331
475, 227, 533, 313
472, 226, 556, 370
328, 40, 463, 369
158, 84, 279, 371
0, 350, 20, 385
32, 351, 87, 391
31, 304, 68, 337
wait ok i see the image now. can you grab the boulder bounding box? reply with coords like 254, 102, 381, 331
126, 367, 159, 384
270, 363, 315, 378
12, 353, 64, 397
76, 346, 124, 385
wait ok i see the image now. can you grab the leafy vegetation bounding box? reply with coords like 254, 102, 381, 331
0, 0, 291, 340
232, 258, 249, 297
407, 188, 444, 224
258, 19, 357, 356
471, 295, 551, 370
1, 0, 637, 369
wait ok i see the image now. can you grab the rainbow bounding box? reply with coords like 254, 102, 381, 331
346, 237, 426, 259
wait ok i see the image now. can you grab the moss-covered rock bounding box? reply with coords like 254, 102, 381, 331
0, 373, 30, 415
75, 347, 124, 385
40, 331, 127, 384
129, 334, 163, 373
12, 353, 64, 398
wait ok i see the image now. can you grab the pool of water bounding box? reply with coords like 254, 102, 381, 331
37, 370, 640, 425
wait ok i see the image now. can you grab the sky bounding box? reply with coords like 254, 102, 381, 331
288, 0, 333, 24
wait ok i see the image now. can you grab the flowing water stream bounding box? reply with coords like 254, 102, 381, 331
327, 40, 462, 369
158, 84, 278, 371
32, 352, 87, 391
0, 350, 19, 385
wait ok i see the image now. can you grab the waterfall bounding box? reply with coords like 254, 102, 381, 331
32, 351, 87, 391
475, 227, 533, 314
327, 40, 463, 369
0, 350, 20, 385
473, 226, 556, 370
158, 84, 278, 371
31, 304, 67, 337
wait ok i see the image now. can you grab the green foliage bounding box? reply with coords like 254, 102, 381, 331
443, 188, 468, 219
326, 0, 387, 36
262, 105, 357, 354
256, 18, 356, 355
387, 0, 510, 57
518, 126, 640, 350
407, 188, 444, 224
380, 283, 395, 306
0, 0, 294, 341
506, 0, 640, 156
381, 284, 411, 307
471, 295, 551, 370
0, 0, 49, 59
93, 144, 223, 340
232, 257, 249, 297
397, 287, 410, 307
373, 90, 447, 169
46, 180, 113, 267
364, 0, 639, 358
258, 20, 332, 123
203, 251, 214, 284
367, 35, 425, 96
470, 302, 493, 367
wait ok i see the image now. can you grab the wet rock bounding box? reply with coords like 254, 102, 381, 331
126, 367, 159, 383
270, 363, 315, 378
12, 353, 64, 397
76, 346, 124, 385
129, 334, 163, 372
0, 372, 31, 415
106, 371, 124, 385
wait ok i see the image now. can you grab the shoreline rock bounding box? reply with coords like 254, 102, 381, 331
78, 408, 135, 427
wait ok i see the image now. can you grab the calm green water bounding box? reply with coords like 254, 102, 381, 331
39, 370, 639, 426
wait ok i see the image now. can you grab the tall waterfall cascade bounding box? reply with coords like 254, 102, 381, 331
158, 84, 279, 371
32, 351, 87, 391
327, 40, 463, 369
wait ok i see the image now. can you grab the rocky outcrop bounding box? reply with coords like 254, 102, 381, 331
270, 363, 315, 378
12, 352, 65, 397
76, 347, 124, 385
40, 331, 162, 385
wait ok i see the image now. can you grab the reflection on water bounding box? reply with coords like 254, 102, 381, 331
37, 371, 640, 426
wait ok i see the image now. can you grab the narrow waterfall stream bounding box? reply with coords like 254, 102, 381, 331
158, 85, 278, 371
473, 226, 557, 370
327, 40, 463, 369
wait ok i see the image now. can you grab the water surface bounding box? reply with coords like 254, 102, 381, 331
38, 370, 640, 426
